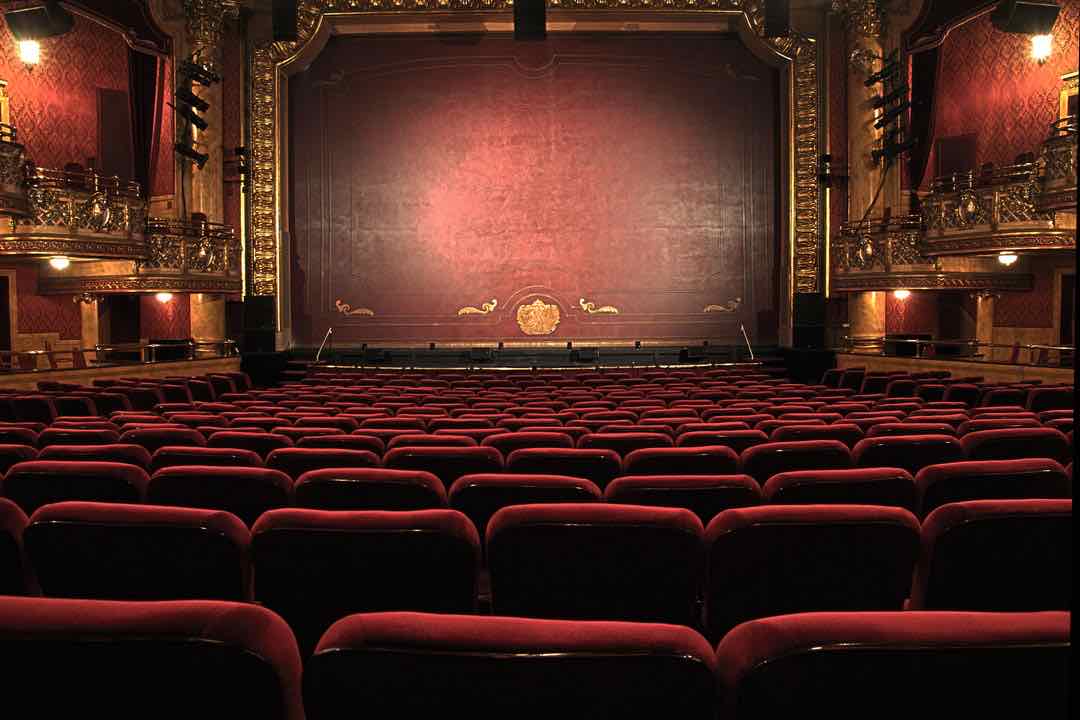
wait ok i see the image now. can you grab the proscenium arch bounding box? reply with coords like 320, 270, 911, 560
248, 1, 822, 349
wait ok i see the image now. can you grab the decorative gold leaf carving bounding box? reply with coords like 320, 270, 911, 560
516, 298, 561, 335
579, 297, 619, 314
457, 298, 498, 315
335, 299, 375, 316
704, 297, 742, 313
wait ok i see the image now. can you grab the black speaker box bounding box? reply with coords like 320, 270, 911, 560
272, 0, 298, 41
991, 0, 1061, 34
763, 0, 790, 37
468, 348, 493, 362
793, 325, 826, 349
571, 348, 598, 363
679, 347, 706, 363
794, 292, 826, 327
241, 351, 288, 388
514, 0, 546, 40
241, 330, 275, 354
244, 296, 276, 331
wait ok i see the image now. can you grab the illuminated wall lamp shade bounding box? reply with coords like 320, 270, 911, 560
155, 292, 174, 303
1031, 34, 1052, 63
48, 256, 70, 270
18, 39, 40, 67
893, 289, 911, 300
997, 252, 1019, 266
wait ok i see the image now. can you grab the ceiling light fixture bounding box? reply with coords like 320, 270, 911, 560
48, 255, 69, 270
155, 292, 174, 303
893, 289, 911, 300
1031, 33, 1052, 63
997, 252, 1019, 266
18, 39, 40, 68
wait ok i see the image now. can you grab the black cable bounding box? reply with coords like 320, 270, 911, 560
854, 156, 894, 231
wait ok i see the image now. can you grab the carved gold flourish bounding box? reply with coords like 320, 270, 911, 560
457, 298, 498, 315
579, 297, 618, 314
516, 298, 561, 336
335, 299, 375, 316
249, 0, 820, 300
704, 297, 742, 313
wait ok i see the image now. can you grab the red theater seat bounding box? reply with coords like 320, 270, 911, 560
605, 474, 761, 524
1026, 386, 1073, 412
385, 433, 477, 450
915, 458, 1071, 518
0, 498, 30, 595
304, 612, 717, 720
909, 499, 1071, 611
295, 434, 386, 454
120, 427, 207, 454
769, 423, 864, 448
0, 443, 37, 473
961, 427, 1071, 463
448, 473, 601, 543
0, 596, 304, 719
714, 611, 1070, 717
148, 446, 264, 472
25, 501, 250, 601
295, 468, 447, 511
12, 395, 58, 424
383, 446, 504, 490
208, 430, 294, 458
676, 429, 769, 453
704, 504, 920, 641
487, 503, 703, 625
851, 435, 964, 476
252, 508, 479, 656
739, 440, 852, 486
0, 426, 38, 446
265, 447, 380, 480
146, 466, 293, 526
480, 431, 574, 455
621, 446, 739, 475
37, 428, 121, 447
295, 415, 360, 433
762, 467, 917, 512
506, 448, 622, 489
38, 443, 152, 469
2, 461, 149, 515
866, 421, 957, 437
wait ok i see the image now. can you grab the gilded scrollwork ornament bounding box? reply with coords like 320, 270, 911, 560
579, 298, 619, 314
458, 298, 498, 315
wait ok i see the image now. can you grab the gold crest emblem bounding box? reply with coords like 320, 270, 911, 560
516, 298, 561, 335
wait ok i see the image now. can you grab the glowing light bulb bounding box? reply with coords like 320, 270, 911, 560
893, 289, 911, 300
1031, 34, 1052, 63
18, 40, 40, 67
997, 252, 1018, 266
155, 292, 174, 303
48, 256, 70, 270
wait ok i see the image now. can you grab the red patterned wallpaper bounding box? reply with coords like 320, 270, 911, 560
11, 264, 81, 341
995, 253, 1074, 328
886, 291, 938, 336
928, 0, 1079, 181
140, 293, 191, 339
153, 58, 174, 197
0, 13, 129, 171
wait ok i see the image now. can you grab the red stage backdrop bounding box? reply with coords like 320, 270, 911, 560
290, 33, 780, 345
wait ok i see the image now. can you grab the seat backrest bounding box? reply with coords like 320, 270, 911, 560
763, 467, 917, 512
605, 474, 761, 525
0, 596, 303, 719
505, 448, 622, 490
149, 445, 264, 472
487, 503, 704, 626
295, 468, 447, 511
0, 497, 30, 595
715, 611, 1070, 717
769, 423, 864, 448
914, 458, 1071, 518
961, 428, 1071, 464
304, 611, 718, 720
621, 445, 739, 475
119, 427, 207, 454
851, 435, 965, 476
208, 430, 294, 459
38, 443, 152, 469
265, 447, 380, 480
0, 443, 38, 473
910, 499, 1071, 611
1, 460, 149, 515
739, 440, 853, 486
37, 428, 121, 447
146, 466, 293, 526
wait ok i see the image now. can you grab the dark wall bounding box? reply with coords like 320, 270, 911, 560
289, 33, 780, 345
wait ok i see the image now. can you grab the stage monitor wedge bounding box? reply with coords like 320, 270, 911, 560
991, 0, 1061, 34
763, 0, 790, 38
515, 0, 546, 41
272, 0, 299, 41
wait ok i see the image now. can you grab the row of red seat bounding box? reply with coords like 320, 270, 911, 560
3, 496, 1069, 646
0, 597, 1066, 719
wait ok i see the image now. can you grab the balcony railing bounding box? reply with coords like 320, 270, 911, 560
0, 339, 238, 372
837, 336, 1074, 367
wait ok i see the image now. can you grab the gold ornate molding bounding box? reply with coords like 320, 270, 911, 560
831, 271, 1034, 293
248, 0, 821, 302
335, 299, 374, 316
0, 138, 27, 217
458, 298, 498, 315
704, 297, 742, 313
579, 297, 618, 315
516, 297, 561, 336
183, 0, 240, 72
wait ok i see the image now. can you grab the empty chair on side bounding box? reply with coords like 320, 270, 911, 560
37, 428, 121, 447
481, 431, 574, 455
146, 466, 293, 526
676, 429, 769, 453
303, 612, 718, 720
605, 474, 761, 524
295, 468, 447, 511
1, 461, 149, 515
487, 503, 703, 625
915, 458, 1072, 518
24, 501, 250, 601
763, 467, 917, 512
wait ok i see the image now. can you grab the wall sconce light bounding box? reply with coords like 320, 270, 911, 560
1031, 34, 1052, 63
155, 292, 174, 303
48, 255, 69, 270
893, 289, 911, 300
997, 252, 1019, 266
18, 39, 40, 69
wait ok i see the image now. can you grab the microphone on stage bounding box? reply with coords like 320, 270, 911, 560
740, 323, 755, 361
315, 326, 333, 363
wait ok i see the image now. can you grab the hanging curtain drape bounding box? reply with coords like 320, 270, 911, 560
907, 46, 941, 191
128, 48, 165, 198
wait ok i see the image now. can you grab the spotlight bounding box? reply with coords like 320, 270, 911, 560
175, 86, 209, 113
18, 39, 40, 67
1031, 33, 1052, 63
155, 292, 173, 303
48, 256, 69, 270
174, 143, 208, 169
172, 103, 208, 131
179, 60, 220, 86
893, 289, 911, 300
997, 252, 1019, 266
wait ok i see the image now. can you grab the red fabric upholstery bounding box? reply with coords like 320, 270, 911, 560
37, 428, 121, 447
295, 415, 360, 433
295, 434, 386, 454
1026, 386, 1073, 412
0, 596, 304, 719
715, 610, 1070, 717
0, 443, 38, 473
578, 432, 674, 456
149, 445, 264, 472
208, 430, 294, 459
252, 509, 479, 657
704, 504, 920, 641
851, 435, 964, 476
119, 427, 207, 454
26, 501, 250, 601
487, 503, 703, 625
739, 440, 853, 486
2, 460, 149, 514
957, 417, 1041, 434
305, 611, 717, 719
961, 428, 1071, 463
382, 446, 504, 490
0, 427, 38, 446
676, 429, 769, 453
0, 497, 30, 595
914, 458, 1071, 518
910, 499, 1071, 611
605, 474, 761, 524
505, 448, 622, 489
480, 431, 575, 454
265, 448, 381, 480
295, 467, 447, 511
146, 466, 293, 526
37, 443, 151, 469
769, 423, 864, 447
866, 422, 957, 437
385, 433, 478, 450
762, 467, 917, 512
621, 445, 740, 475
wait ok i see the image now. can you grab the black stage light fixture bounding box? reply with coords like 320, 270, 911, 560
864, 51, 900, 87
179, 60, 221, 87
174, 143, 208, 169
991, 0, 1060, 33
872, 137, 918, 164
874, 100, 911, 129
515, 0, 546, 41
272, 0, 299, 41
762, 0, 790, 38
172, 103, 208, 131
175, 85, 209, 113
871, 84, 909, 109
3, 1, 74, 40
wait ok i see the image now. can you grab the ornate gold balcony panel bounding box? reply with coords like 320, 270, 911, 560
1039, 119, 1077, 212
831, 215, 1031, 293
0, 128, 27, 217
0, 167, 147, 261
921, 156, 1075, 256
39, 217, 240, 295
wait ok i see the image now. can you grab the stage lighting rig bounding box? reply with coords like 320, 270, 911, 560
179, 60, 221, 87
173, 54, 220, 171
174, 142, 208, 170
